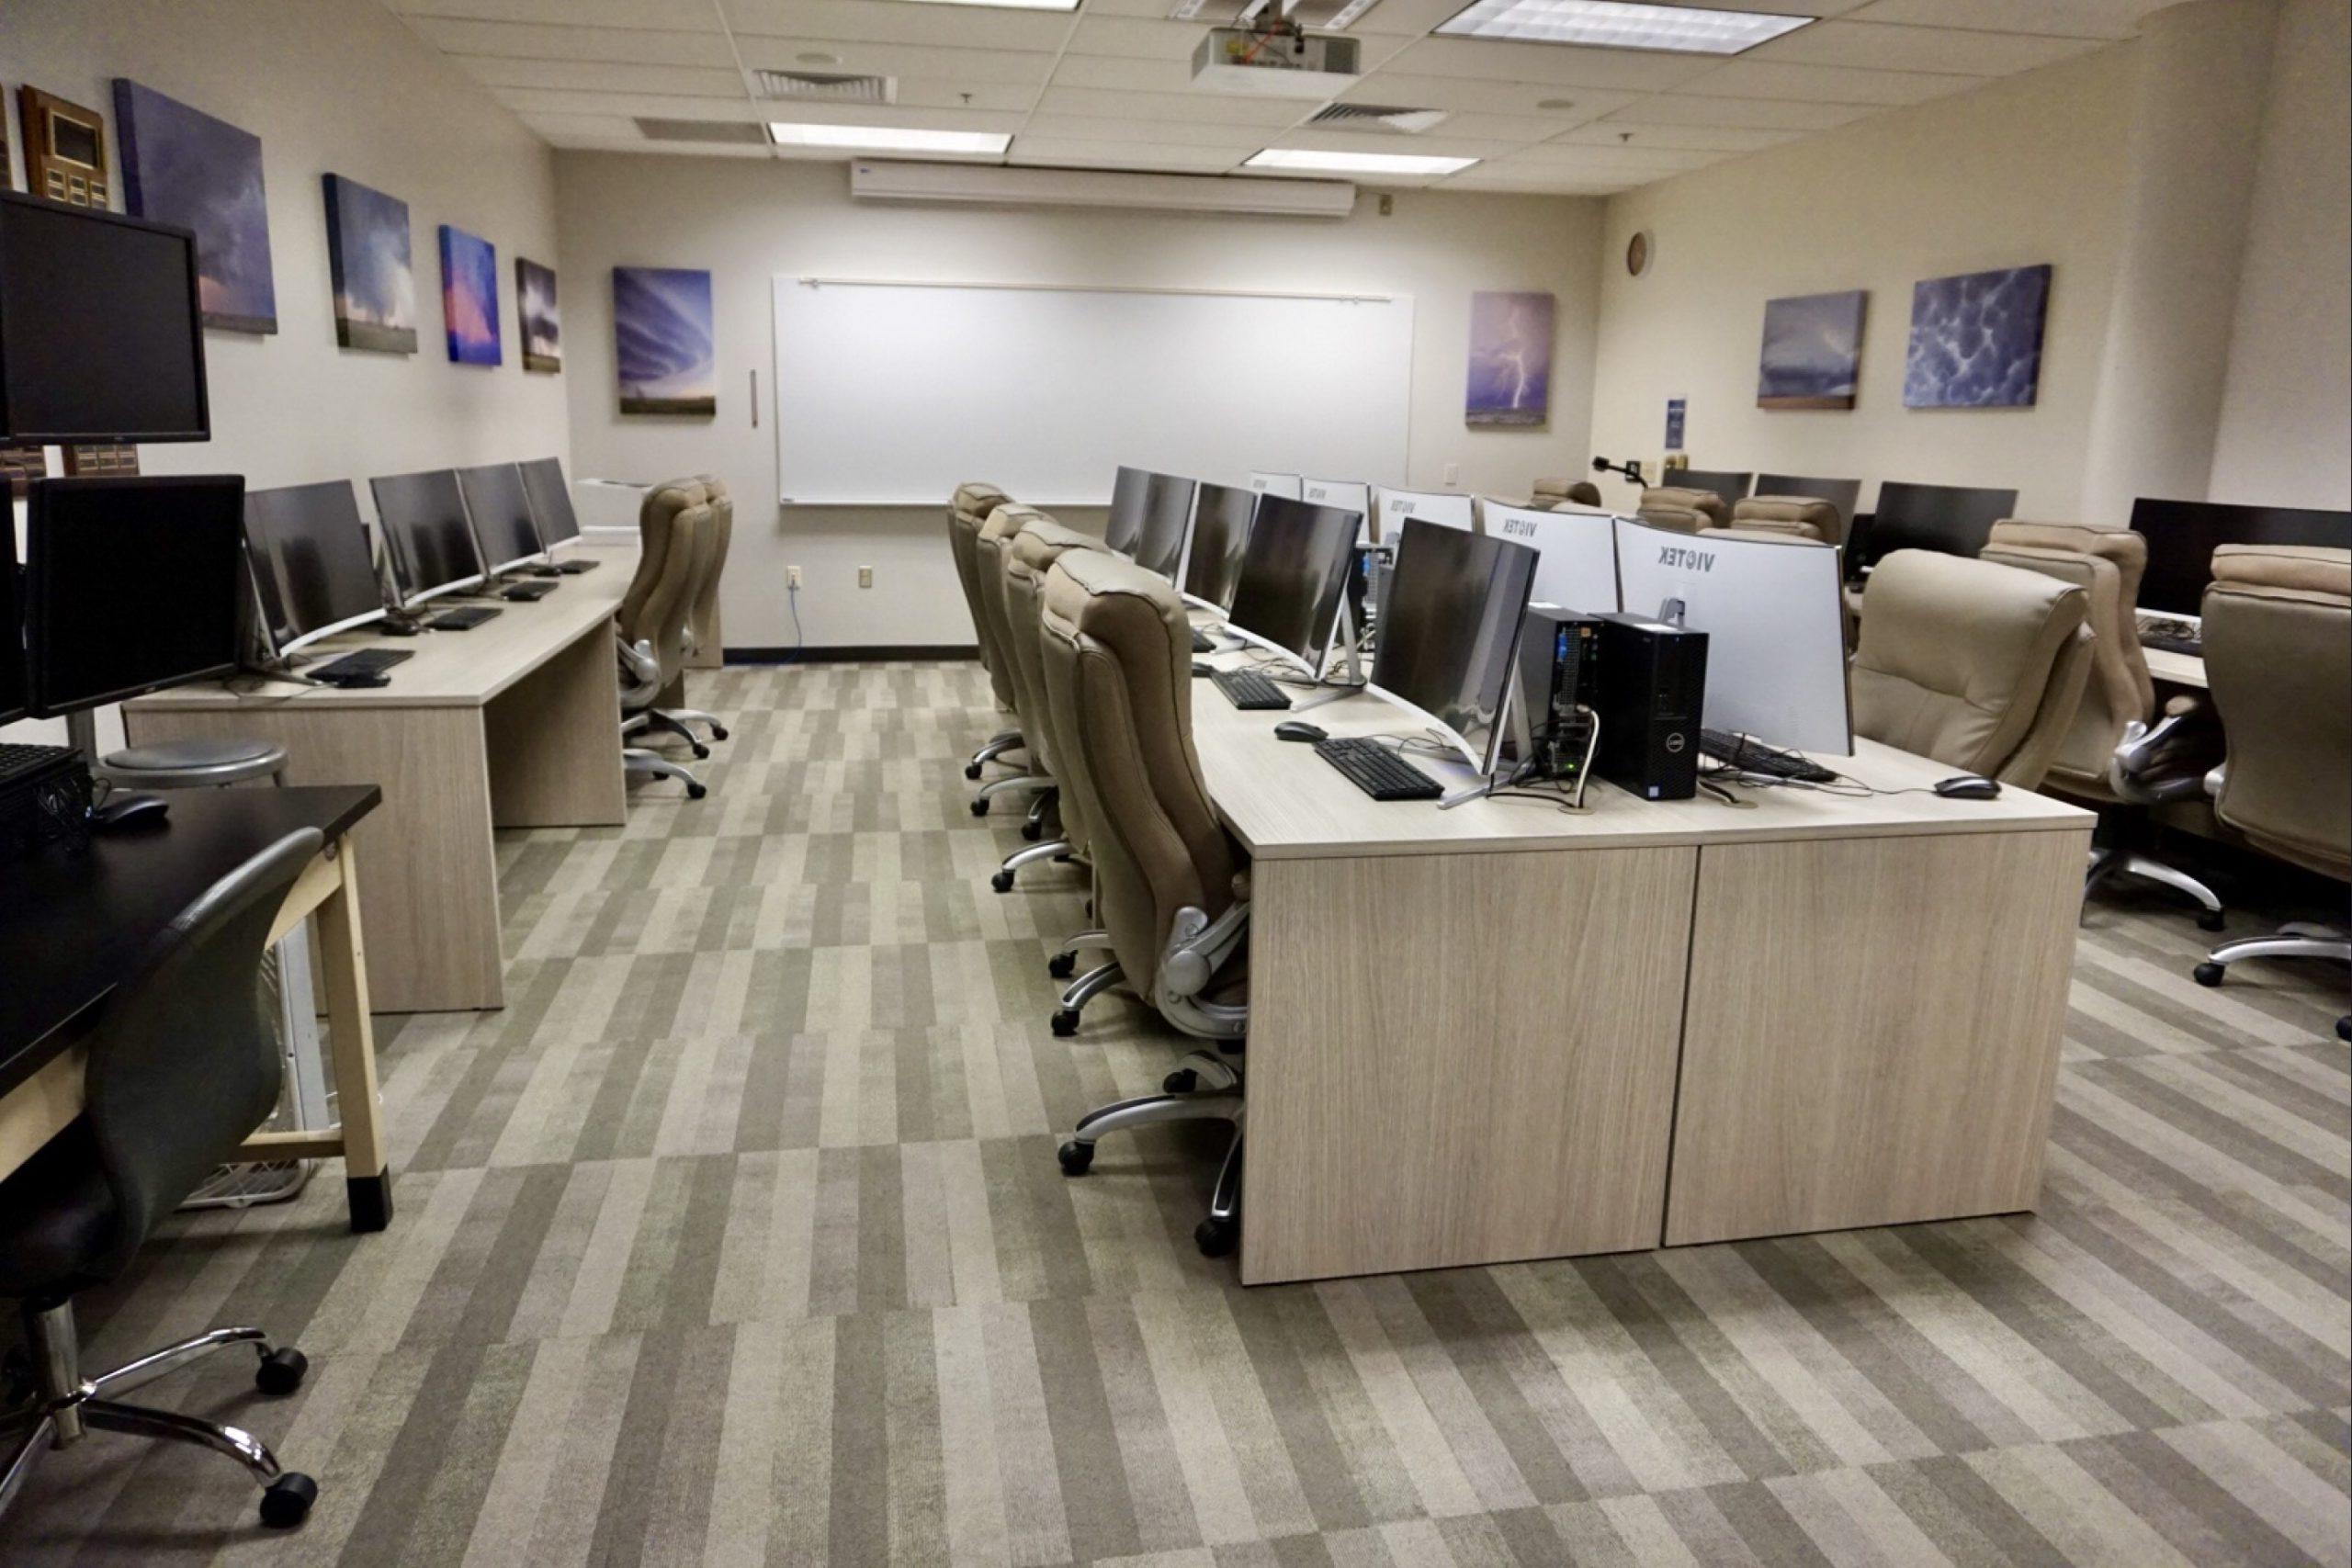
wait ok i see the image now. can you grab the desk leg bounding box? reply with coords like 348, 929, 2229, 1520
318, 841, 393, 1232
485, 621, 628, 829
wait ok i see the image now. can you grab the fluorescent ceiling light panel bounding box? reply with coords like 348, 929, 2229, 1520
769, 123, 1011, 154
1245, 148, 1477, 175
1435, 0, 1814, 53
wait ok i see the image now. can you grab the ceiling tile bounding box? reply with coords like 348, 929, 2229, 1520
1335, 72, 1636, 121
1426, 111, 1586, 142
463, 59, 750, 96
1440, 167, 1634, 193
386, 0, 725, 27
1034, 85, 1306, 124
1747, 18, 2108, 74
1376, 38, 1723, 91
742, 102, 1027, 130
1843, 0, 2165, 39
1063, 16, 1211, 60
1599, 94, 1873, 130
493, 88, 766, 118
721, 0, 1075, 51
725, 39, 1060, 85
886, 78, 1038, 110
1552, 120, 1801, 152
1045, 54, 1201, 91
407, 17, 742, 66
1681, 57, 1980, 106
1257, 128, 1521, 159
517, 110, 647, 140
1022, 112, 1265, 146
1498, 141, 1720, 173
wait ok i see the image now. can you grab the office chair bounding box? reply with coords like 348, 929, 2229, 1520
968, 503, 1056, 818
617, 482, 712, 798
657, 472, 733, 746
618, 478, 721, 759
1037, 548, 1250, 1257
1849, 549, 2095, 790
1728, 495, 1842, 546
992, 516, 1107, 896
1982, 520, 2224, 927
2188, 545, 2351, 1041
1634, 486, 1725, 533
0, 828, 325, 1530
948, 483, 1022, 778
1527, 477, 1602, 511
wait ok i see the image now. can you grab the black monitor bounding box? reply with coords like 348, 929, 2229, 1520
1105, 466, 1150, 556
370, 469, 486, 609
0, 191, 209, 443
1181, 482, 1256, 613
1859, 481, 2018, 568
2130, 498, 2352, 616
1224, 494, 1362, 676
1134, 473, 1199, 581
243, 480, 386, 656
520, 457, 580, 549
1753, 474, 1861, 536
25, 476, 245, 716
1672, 469, 1751, 510
0, 518, 25, 726
456, 462, 544, 573
1371, 519, 1539, 772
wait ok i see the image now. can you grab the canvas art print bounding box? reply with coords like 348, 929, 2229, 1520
1904, 264, 2052, 408
516, 257, 560, 372
112, 80, 277, 333
322, 175, 416, 354
615, 266, 716, 415
1758, 289, 1865, 409
1464, 291, 1554, 427
439, 224, 501, 367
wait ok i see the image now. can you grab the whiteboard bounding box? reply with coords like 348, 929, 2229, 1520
772, 278, 1414, 505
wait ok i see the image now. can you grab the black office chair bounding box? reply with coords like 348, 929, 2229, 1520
0, 828, 325, 1531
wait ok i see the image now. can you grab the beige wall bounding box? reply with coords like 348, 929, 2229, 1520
555, 152, 1602, 650
2211, 0, 2352, 509
4, 0, 564, 745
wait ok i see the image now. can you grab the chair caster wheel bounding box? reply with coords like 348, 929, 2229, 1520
969, 799, 989, 818
1050, 1009, 1080, 1038
2197, 909, 2225, 932
255, 1347, 308, 1395
1046, 953, 1077, 979
1163, 1067, 1198, 1094
1194, 1217, 1237, 1258
991, 870, 1015, 893
260, 1472, 318, 1529
965, 762, 983, 780
2192, 962, 2225, 987
1057, 1140, 1093, 1175
2336, 1016, 2351, 1043
1021, 820, 1044, 842
690, 743, 711, 761
685, 782, 707, 801
709, 725, 729, 741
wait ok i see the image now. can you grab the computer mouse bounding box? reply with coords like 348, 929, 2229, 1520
90, 793, 170, 830
1933, 774, 2001, 799
1191, 661, 1214, 678
379, 620, 420, 637
325, 671, 391, 689
1273, 721, 1327, 743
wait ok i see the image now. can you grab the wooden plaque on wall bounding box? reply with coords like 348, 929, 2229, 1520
17, 85, 110, 208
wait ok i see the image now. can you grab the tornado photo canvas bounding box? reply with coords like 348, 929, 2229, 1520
1464, 290, 1554, 427
112, 79, 277, 333
516, 256, 560, 372
322, 174, 416, 354
1904, 264, 2052, 408
1758, 288, 1865, 409
614, 265, 716, 415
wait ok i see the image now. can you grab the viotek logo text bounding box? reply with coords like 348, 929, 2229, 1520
1657, 547, 1714, 571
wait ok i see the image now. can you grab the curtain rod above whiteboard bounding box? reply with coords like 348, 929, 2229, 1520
790, 276, 1396, 306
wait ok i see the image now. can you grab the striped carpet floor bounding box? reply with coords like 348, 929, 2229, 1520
4, 661, 2346, 1566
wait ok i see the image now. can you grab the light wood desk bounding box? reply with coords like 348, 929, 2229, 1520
1187, 642, 2094, 1285
2143, 647, 2209, 689
123, 544, 636, 1012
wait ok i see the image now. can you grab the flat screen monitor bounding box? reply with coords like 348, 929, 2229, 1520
1615, 515, 1852, 756
1375, 486, 1474, 537
1371, 519, 1539, 773
1225, 494, 1361, 676
370, 468, 487, 608
1105, 465, 1151, 556
25, 476, 245, 716
1249, 471, 1301, 501
0, 191, 209, 443
1860, 481, 2018, 568
1481, 499, 1620, 613
1753, 474, 1861, 540
1182, 482, 1256, 614
1134, 472, 1200, 581
457, 462, 545, 573
0, 519, 25, 725
520, 457, 581, 548
1301, 479, 1372, 542
243, 480, 386, 656
2130, 497, 2352, 616
1670, 469, 1752, 510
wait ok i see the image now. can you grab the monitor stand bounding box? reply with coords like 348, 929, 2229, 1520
1285, 595, 1370, 715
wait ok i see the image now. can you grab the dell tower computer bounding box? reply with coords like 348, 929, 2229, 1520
1592, 612, 1708, 801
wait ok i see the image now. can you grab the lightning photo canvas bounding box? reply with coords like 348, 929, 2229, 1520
1464, 290, 1554, 428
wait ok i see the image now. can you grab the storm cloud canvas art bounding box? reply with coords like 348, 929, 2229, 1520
1758, 289, 1865, 409
1464, 291, 1554, 427
439, 225, 502, 367
615, 266, 716, 415
516, 257, 560, 372
1904, 264, 2052, 409
112, 80, 277, 333
322, 175, 416, 354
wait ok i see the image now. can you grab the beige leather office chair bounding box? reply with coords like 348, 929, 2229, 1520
1635, 486, 1725, 533
2188, 545, 2351, 1041
969, 502, 1056, 818
1728, 495, 1842, 546
988, 515, 1100, 893
1529, 477, 1602, 510
950, 483, 1022, 777
1038, 548, 1250, 1256
617, 483, 711, 798
658, 472, 732, 745
1982, 520, 2224, 926
1849, 549, 2095, 789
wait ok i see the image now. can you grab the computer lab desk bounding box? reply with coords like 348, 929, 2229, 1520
121, 543, 638, 1013
2142, 647, 2209, 689
1187, 645, 2096, 1286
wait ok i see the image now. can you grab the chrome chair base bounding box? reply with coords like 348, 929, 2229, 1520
1054, 1071, 1246, 1258
625, 747, 707, 800
970, 773, 1049, 816
1047, 928, 1111, 980
2193, 926, 2351, 1042
992, 838, 1072, 893
1050, 961, 1125, 1036
966, 731, 1023, 779
634, 709, 711, 759
2086, 846, 2224, 930
664, 705, 729, 742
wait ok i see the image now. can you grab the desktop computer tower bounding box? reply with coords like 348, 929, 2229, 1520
1592, 612, 1707, 801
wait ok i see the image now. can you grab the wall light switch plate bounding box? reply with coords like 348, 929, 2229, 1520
1442, 462, 1459, 487
858, 566, 874, 589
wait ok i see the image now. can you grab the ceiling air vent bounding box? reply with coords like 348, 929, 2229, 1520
751, 70, 898, 105
1307, 103, 1448, 134
634, 118, 770, 145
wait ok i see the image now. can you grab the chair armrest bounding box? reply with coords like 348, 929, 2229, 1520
1157, 901, 1249, 1040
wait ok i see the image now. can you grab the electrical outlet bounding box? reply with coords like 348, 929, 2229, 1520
1442, 462, 1460, 487
787, 565, 803, 589
857, 565, 874, 589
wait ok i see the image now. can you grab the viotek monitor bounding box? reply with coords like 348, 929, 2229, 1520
1133, 472, 1200, 581
370, 469, 488, 609
1369, 519, 1540, 772
457, 461, 546, 573
1182, 482, 1256, 614
1224, 493, 1362, 677
243, 479, 387, 656
2130, 497, 2351, 616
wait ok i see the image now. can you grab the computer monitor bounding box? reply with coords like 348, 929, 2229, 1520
1369, 519, 1539, 773
0, 520, 25, 726
1670, 469, 1751, 510
1614, 515, 1852, 756
1133, 472, 1200, 581
1753, 474, 1861, 538
1374, 486, 1474, 537
1105, 465, 1151, 556
2130, 497, 2352, 616
457, 462, 545, 574
1859, 481, 2018, 568
370, 468, 487, 609
1224, 493, 1362, 677
1249, 471, 1302, 501
1182, 482, 1256, 615
1480, 500, 1621, 613
25, 476, 245, 716
520, 457, 582, 551
243, 480, 387, 656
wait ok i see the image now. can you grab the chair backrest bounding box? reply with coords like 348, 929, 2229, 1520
688, 474, 733, 659
1038, 548, 1240, 998
974, 502, 1047, 721
1635, 499, 1710, 534
1639, 486, 1728, 530
1850, 548, 2094, 787
1005, 517, 1107, 849
1530, 477, 1602, 510
949, 483, 1013, 706
619, 477, 707, 642
85, 827, 322, 1277
1731, 494, 1844, 547
1980, 519, 2154, 791
2202, 544, 2352, 880
636, 502, 709, 692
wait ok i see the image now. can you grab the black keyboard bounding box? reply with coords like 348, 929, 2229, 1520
425, 605, 503, 631
1700, 729, 1838, 783
0, 741, 74, 784
310, 648, 415, 683
1190, 628, 1214, 653
1213, 669, 1291, 710
2141, 632, 2202, 656
1314, 738, 1442, 801
501, 581, 558, 602
553, 558, 600, 574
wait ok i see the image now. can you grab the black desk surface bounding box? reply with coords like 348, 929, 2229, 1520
0, 784, 379, 1097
